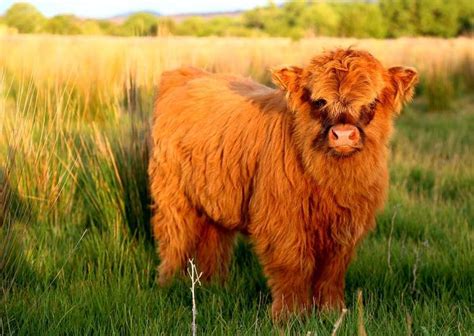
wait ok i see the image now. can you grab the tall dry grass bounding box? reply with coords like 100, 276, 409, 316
0, 36, 473, 118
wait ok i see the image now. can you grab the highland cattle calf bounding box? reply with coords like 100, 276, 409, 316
148, 49, 417, 318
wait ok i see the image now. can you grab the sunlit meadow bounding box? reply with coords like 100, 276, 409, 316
1, 35, 473, 335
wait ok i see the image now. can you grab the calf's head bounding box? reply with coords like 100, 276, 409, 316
272, 49, 417, 161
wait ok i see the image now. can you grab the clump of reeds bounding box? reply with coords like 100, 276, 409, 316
453, 54, 474, 94
420, 65, 455, 112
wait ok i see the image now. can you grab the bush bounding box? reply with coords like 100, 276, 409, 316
0, 24, 18, 35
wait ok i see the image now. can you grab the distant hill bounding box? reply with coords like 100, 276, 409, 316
167, 10, 244, 22
112, 10, 161, 19
110, 9, 244, 24
110, 10, 162, 23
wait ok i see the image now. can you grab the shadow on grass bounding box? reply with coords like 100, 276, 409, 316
1, 165, 39, 292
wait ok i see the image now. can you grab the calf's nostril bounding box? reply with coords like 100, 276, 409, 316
348, 130, 357, 140
331, 129, 339, 140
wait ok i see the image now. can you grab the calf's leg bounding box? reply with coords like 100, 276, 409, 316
312, 247, 354, 311
195, 223, 236, 282
253, 237, 315, 320
152, 197, 205, 285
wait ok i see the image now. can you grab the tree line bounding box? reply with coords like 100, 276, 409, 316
1, 1, 473, 38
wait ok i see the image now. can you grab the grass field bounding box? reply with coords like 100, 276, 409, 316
1, 36, 473, 335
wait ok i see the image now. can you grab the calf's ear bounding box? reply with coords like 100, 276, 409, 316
389, 66, 418, 114
271, 66, 303, 93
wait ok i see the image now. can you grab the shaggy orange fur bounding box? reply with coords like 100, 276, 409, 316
148, 49, 417, 318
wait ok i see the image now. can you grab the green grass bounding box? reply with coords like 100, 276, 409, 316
1, 74, 473, 335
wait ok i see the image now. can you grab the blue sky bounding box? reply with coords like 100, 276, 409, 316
0, 0, 283, 18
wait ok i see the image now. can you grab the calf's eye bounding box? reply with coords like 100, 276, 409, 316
369, 99, 379, 111
312, 99, 327, 109
359, 99, 378, 125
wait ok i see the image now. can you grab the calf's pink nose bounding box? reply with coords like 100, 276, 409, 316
328, 124, 360, 148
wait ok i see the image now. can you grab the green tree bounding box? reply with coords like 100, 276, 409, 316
379, 0, 418, 37
4, 2, 45, 33
381, 0, 465, 38
202, 17, 236, 37
337, 3, 387, 38
174, 17, 209, 36
301, 3, 340, 37
243, 3, 281, 36
79, 20, 104, 35
155, 18, 176, 36
44, 15, 81, 35
417, 0, 460, 37
277, 0, 307, 38
121, 13, 158, 36
95, 20, 122, 36
244, 1, 308, 39
457, 0, 474, 35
